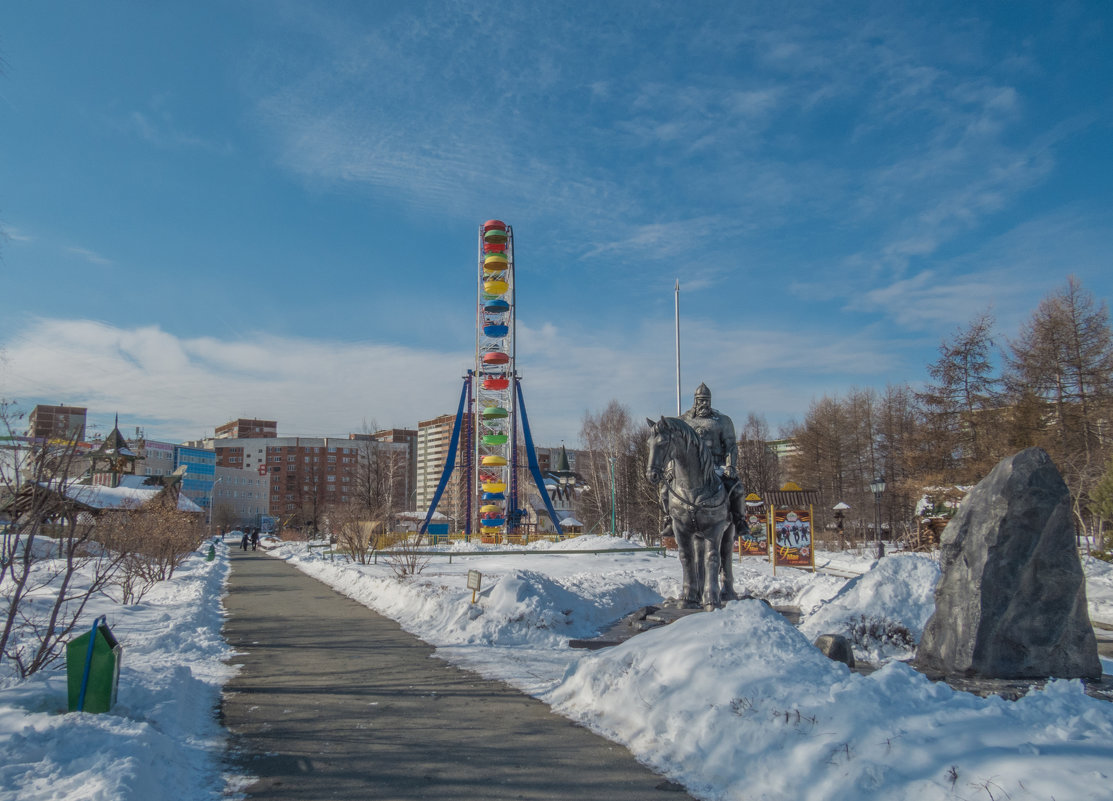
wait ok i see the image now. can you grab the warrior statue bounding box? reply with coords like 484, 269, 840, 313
659, 383, 748, 593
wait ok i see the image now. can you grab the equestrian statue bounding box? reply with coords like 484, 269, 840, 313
645, 383, 748, 610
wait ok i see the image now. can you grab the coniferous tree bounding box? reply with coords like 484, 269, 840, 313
1006, 277, 1113, 537
918, 310, 1000, 484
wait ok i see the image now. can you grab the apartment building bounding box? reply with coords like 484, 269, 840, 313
135, 438, 176, 477
214, 418, 277, 439
366, 428, 417, 506
175, 444, 216, 515
213, 464, 270, 527
26, 404, 87, 442
214, 436, 362, 522
415, 413, 474, 521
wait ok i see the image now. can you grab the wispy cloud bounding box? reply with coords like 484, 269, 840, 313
112, 95, 233, 155
64, 246, 113, 266
3, 226, 33, 243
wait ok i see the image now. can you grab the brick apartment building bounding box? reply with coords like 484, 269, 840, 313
26, 404, 87, 442
212, 421, 409, 529
214, 436, 357, 522
215, 418, 277, 439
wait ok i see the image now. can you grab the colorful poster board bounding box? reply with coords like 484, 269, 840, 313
772, 507, 815, 570
738, 502, 770, 557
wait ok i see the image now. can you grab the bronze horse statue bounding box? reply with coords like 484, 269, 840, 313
645, 416, 737, 610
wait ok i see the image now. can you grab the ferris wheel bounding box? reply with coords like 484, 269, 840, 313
419, 219, 562, 543
475, 220, 514, 539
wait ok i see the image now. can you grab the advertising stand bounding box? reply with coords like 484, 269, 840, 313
766, 482, 821, 574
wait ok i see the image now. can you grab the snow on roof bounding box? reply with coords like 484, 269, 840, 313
558, 517, 583, 527
52, 481, 202, 513
396, 510, 448, 521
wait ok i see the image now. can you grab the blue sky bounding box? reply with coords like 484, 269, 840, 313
1, 1, 1110, 446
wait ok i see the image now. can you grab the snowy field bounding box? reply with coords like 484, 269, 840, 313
0, 544, 236, 800
2, 535, 1113, 800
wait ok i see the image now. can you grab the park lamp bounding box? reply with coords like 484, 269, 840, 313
870, 476, 886, 559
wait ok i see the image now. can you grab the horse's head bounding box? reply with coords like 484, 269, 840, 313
645, 416, 671, 484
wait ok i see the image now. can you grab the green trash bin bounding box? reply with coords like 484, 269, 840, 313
66, 616, 121, 713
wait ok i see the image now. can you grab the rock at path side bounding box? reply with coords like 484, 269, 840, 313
916, 447, 1101, 680
814, 634, 856, 668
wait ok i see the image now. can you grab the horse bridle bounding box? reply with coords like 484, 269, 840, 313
664, 479, 727, 512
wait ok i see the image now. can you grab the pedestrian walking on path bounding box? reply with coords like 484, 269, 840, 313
222, 549, 693, 800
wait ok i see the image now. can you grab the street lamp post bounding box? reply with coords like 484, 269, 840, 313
870, 476, 886, 559
208, 476, 223, 537
833, 501, 849, 551
608, 455, 616, 537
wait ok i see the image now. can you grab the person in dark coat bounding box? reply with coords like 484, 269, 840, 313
250, 529, 260, 551
241, 531, 250, 551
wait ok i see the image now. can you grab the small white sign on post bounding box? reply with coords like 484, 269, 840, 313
467, 570, 482, 604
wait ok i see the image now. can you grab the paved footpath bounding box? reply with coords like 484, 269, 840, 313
222, 548, 695, 800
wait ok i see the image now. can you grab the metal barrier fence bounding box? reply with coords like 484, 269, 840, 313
369, 546, 667, 565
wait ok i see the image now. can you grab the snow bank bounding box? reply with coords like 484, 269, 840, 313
546, 600, 1113, 801
798, 554, 941, 662
0, 542, 236, 801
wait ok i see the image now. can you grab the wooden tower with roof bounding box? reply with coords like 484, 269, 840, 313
89, 415, 138, 487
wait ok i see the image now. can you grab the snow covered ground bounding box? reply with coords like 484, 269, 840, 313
0, 544, 237, 801
3, 536, 1113, 800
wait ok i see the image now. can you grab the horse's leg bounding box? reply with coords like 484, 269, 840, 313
702, 524, 725, 611
692, 531, 705, 603
666, 519, 697, 608
719, 520, 738, 601
680, 526, 701, 607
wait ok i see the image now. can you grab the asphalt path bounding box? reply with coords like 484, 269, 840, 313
221, 548, 694, 800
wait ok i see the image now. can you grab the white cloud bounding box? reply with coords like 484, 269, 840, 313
0, 319, 469, 441
1, 315, 911, 447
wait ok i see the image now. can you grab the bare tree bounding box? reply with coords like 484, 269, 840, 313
1091, 455, 1113, 554
0, 407, 127, 677
736, 413, 780, 498
330, 503, 382, 564
577, 401, 657, 537
100, 501, 205, 604
349, 437, 408, 539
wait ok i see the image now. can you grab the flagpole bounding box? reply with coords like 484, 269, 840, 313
674, 279, 681, 415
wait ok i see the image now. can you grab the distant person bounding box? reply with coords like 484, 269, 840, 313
251, 529, 260, 551
241, 531, 250, 551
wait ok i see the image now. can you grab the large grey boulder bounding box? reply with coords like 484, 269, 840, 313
916, 447, 1101, 680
